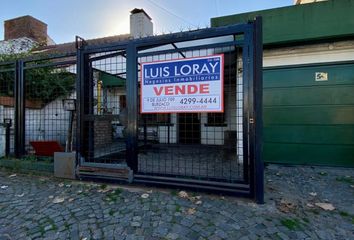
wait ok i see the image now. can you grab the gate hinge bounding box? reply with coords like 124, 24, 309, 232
249, 118, 254, 124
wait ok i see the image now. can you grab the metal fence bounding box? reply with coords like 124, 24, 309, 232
23, 55, 77, 157
77, 19, 263, 202
136, 41, 245, 184
0, 54, 77, 159
0, 19, 263, 202
78, 49, 127, 165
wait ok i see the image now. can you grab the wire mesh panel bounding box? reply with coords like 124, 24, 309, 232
0, 62, 16, 156
80, 50, 128, 165
24, 56, 76, 159
136, 36, 246, 184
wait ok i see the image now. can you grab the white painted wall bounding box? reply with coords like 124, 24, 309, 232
0, 92, 76, 152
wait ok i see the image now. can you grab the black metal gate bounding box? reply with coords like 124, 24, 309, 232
77, 19, 263, 202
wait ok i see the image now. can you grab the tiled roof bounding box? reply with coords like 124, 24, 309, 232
32, 34, 131, 55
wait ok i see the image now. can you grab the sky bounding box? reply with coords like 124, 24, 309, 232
0, 0, 293, 44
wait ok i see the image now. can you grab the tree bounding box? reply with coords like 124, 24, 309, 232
0, 53, 75, 105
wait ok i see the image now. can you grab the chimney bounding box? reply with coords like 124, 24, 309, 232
4, 15, 48, 45
130, 8, 153, 38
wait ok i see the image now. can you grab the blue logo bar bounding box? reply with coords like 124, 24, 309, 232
143, 57, 221, 85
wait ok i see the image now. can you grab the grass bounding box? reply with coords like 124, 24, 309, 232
175, 205, 182, 212
0, 157, 54, 173
336, 176, 354, 185
105, 189, 122, 202
64, 221, 70, 230
339, 211, 350, 217
318, 171, 328, 176
309, 209, 320, 215
170, 190, 178, 196
280, 218, 302, 231
338, 211, 354, 225
109, 209, 115, 216
38, 218, 57, 236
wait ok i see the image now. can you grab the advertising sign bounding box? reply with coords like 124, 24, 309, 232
140, 54, 224, 113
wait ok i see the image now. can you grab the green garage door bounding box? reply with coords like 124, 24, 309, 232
263, 62, 354, 167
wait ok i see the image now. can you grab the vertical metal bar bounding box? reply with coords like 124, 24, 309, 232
246, 22, 256, 200
253, 17, 264, 204
76, 36, 88, 165
87, 61, 94, 162
76, 48, 89, 164
14, 60, 25, 157
126, 44, 138, 172
14, 61, 20, 158
5, 123, 10, 156
76, 48, 82, 164
242, 29, 251, 184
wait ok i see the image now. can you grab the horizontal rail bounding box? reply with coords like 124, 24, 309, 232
137, 40, 243, 58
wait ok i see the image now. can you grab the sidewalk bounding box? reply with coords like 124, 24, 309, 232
0, 165, 353, 240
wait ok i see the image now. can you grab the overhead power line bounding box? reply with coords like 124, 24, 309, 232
146, 0, 197, 27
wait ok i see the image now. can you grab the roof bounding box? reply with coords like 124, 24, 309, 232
32, 34, 131, 55
97, 69, 126, 87
211, 0, 354, 46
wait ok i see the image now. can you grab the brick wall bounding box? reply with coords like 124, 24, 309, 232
4, 16, 47, 45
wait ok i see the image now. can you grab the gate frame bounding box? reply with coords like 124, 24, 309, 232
76, 18, 263, 202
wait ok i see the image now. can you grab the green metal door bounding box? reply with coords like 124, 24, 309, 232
263, 62, 354, 167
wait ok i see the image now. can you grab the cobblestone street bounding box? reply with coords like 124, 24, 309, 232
0, 165, 353, 240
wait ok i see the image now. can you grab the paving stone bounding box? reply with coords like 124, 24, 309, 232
0, 166, 352, 239
166, 233, 179, 240
131, 221, 141, 227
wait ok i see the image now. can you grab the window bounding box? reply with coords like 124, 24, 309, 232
140, 114, 171, 126
207, 112, 226, 126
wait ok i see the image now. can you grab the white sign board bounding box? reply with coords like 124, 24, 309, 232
140, 55, 224, 113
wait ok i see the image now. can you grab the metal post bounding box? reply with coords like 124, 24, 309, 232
14, 60, 25, 157
76, 42, 88, 164
253, 17, 264, 204
126, 44, 138, 172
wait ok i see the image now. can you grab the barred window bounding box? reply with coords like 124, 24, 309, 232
207, 112, 226, 126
